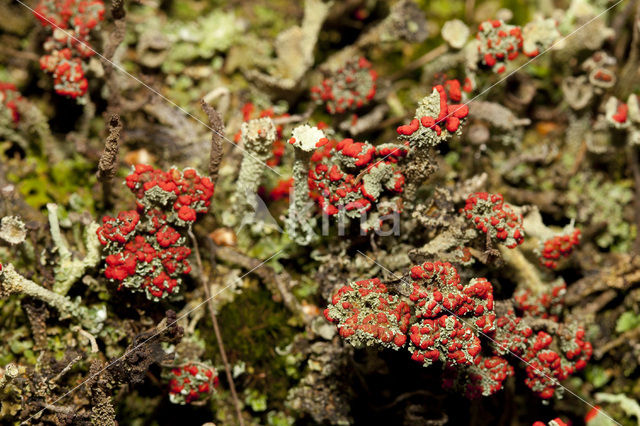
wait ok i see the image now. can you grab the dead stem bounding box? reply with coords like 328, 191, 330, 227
188, 230, 244, 426
97, 114, 122, 209
627, 144, 640, 253
201, 100, 225, 184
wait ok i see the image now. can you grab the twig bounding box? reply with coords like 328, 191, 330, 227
595, 326, 640, 359
201, 100, 225, 184
51, 354, 82, 384
72, 325, 100, 353
188, 231, 244, 426
36, 402, 75, 415
97, 115, 122, 182
102, 0, 127, 114
97, 114, 122, 208
387, 44, 448, 81
627, 144, 640, 253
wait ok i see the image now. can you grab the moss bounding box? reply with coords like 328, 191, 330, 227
213, 286, 299, 406
6, 153, 96, 212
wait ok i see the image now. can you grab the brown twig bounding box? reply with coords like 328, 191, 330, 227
627, 144, 640, 253
97, 114, 122, 209
200, 100, 225, 184
188, 231, 244, 426
102, 0, 127, 115
387, 44, 448, 81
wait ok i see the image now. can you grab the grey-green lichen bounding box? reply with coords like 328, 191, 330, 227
47, 204, 101, 296
286, 125, 326, 245
605, 94, 640, 145
567, 173, 634, 251
0, 263, 104, 333
224, 118, 277, 228
0, 216, 26, 246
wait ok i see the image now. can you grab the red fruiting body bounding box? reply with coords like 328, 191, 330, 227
308, 140, 406, 223
533, 419, 569, 426
34, 0, 105, 98
324, 279, 411, 350
310, 56, 377, 114
97, 166, 213, 301
269, 177, 294, 201
409, 262, 495, 334
396, 82, 469, 147
476, 20, 524, 73
167, 364, 218, 405
514, 281, 566, 320
0, 82, 24, 124
409, 315, 482, 367
537, 229, 581, 269
494, 309, 592, 399
442, 355, 514, 398
612, 102, 628, 123
585, 407, 601, 423
462, 192, 524, 248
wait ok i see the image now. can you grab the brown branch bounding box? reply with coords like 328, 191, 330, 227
627, 144, 640, 253
102, 0, 127, 115
97, 114, 122, 182
387, 44, 448, 81
201, 100, 225, 185
188, 231, 244, 426
97, 114, 122, 209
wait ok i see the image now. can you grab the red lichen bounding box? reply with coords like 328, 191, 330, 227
324, 278, 411, 350
0, 82, 24, 124
476, 20, 524, 73
462, 192, 524, 248
396, 82, 469, 145
311, 56, 377, 114
97, 166, 213, 300
168, 364, 219, 404
33, 0, 105, 98
409, 262, 495, 333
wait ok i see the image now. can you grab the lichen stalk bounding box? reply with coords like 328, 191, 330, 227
0, 263, 102, 332
48, 203, 101, 295
227, 118, 276, 227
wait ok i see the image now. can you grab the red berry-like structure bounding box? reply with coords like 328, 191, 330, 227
325, 260, 591, 400
396, 82, 469, 148
409, 262, 496, 334
539, 229, 581, 269
0, 83, 23, 125
311, 57, 377, 114
462, 192, 524, 248
97, 165, 214, 301
308, 140, 406, 222
533, 418, 569, 426
323, 278, 411, 350
33, 0, 105, 98
167, 364, 219, 405
476, 20, 524, 73
409, 315, 482, 367
442, 355, 514, 398
514, 281, 566, 320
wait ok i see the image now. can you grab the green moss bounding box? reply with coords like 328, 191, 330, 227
214, 287, 298, 406
6, 153, 96, 213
